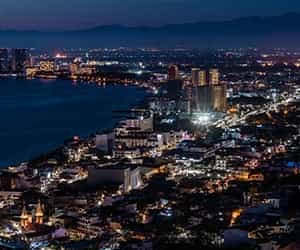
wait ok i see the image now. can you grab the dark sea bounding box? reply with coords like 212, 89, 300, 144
0, 79, 146, 167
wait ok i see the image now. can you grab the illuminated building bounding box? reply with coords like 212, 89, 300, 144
35, 200, 44, 225
209, 68, 220, 85
211, 84, 227, 112
20, 205, 29, 228
192, 68, 227, 113
114, 114, 154, 151
12, 48, 29, 73
230, 208, 243, 226
199, 70, 207, 86
26, 67, 38, 78
191, 69, 212, 112
76, 215, 102, 238
192, 68, 200, 85
69, 62, 81, 75
121, 114, 153, 132
0, 48, 9, 73
39, 60, 56, 72
168, 65, 179, 81
0, 171, 20, 189
192, 68, 207, 86
79, 65, 96, 75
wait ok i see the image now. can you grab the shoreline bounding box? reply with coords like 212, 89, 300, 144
0, 78, 149, 169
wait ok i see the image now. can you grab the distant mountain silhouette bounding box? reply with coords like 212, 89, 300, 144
77, 12, 300, 34
1, 13, 300, 49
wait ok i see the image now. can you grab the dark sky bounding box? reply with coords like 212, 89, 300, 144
1, 0, 300, 30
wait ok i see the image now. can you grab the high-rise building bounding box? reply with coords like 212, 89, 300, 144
0, 48, 9, 73
192, 68, 227, 113
168, 65, 179, 81
212, 84, 227, 112
199, 70, 207, 86
12, 48, 29, 73
192, 68, 200, 85
192, 69, 210, 112
192, 68, 207, 86
209, 68, 220, 85
209, 68, 226, 112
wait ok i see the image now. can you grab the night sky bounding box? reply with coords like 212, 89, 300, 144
1, 0, 300, 30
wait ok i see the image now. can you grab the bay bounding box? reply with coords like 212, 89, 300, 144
0, 79, 146, 167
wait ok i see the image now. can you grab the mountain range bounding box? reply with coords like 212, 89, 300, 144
79, 12, 300, 34
1, 13, 300, 49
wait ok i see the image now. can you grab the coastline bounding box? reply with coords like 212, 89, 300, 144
0, 78, 148, 169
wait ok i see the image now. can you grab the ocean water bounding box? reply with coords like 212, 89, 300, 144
0, 79, 146, 167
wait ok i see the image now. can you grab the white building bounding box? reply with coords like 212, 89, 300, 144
87, 164, 143, 192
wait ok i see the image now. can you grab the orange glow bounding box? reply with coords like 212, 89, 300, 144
230, 208, 243, 226
229, 107, 238, 113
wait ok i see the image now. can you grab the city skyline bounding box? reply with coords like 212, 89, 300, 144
1, 1, 300, 249
1, 47, 300, 249
1, 0, 300, 30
